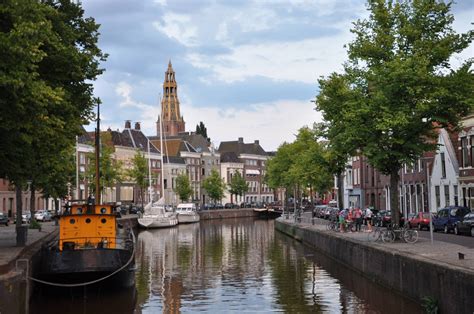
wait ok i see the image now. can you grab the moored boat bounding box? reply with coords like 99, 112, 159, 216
176, 203, 200, 224
39, 202, 135, 287
138, 198, 178, 228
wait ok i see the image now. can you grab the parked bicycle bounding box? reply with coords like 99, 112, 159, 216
382, 223, 419, 244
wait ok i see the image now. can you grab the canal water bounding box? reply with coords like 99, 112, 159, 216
31, 218, 421, 313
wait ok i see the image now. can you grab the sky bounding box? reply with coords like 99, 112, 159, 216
81, 0, 473, 152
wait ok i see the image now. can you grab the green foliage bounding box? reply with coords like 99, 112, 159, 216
228, 170, 248, 199
85, 140, 123, 196
174, 173, 192, 202
202, 169, 226, 203
265, 127, 333, 196
29, 219, 42, 230
128, 150, 148, 206
195, 121, 210, 142
0, 0, 106, 244
421, 296, 439, 314
316, 0, 473, 223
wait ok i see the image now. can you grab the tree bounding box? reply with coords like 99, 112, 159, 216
228, 170, 248, 204
202, 169, 226, 204
175, 173, 192, 202
0, 0, 106, 245
85, 142, 123, 201
317, 0, 473, 225
195, 121, 210, 142
128, 150, 148, 208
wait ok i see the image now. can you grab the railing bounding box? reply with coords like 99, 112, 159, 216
54, 234, 134, 251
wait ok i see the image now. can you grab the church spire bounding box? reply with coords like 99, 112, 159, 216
157, 60, 185, 136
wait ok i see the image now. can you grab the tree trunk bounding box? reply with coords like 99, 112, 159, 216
15, 185, 23, 228
390, 170, 400, 226
54, 198, 59, 226
30, 182, 37, 224
337, 173, 344, 210
15, 184, 26, 246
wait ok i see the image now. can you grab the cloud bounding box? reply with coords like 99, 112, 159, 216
187, 34, 351, 84
115, 82, 152, 110
152, 13, 198, 47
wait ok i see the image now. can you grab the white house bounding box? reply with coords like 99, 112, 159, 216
430, 129, 460, 212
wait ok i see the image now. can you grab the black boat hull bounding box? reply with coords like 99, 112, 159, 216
40, 248, 135, 287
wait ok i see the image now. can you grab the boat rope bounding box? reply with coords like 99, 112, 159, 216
28, 231, 136, 288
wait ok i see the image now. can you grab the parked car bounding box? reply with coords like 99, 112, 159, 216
408, 212, 431, 230
0, 213, 9, 226
34, 210, 52, 222
454, 212, 474, 236
374, 210, 404, 227
14, 212, 31, 224
433, 206, 471, 233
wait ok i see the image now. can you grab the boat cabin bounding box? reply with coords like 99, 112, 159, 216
59, 204, 117, 251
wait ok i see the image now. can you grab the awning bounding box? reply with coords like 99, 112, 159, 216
245, 169, 260, 175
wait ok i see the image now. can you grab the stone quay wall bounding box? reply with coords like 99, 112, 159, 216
199, 208, 258, 220
275, 219, 474, 314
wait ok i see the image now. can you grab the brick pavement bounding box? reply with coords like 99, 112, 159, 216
282, 213, 474, 272
0, 222, 58, 274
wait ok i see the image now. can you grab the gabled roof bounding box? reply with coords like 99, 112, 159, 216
440, 128, 459, 174
163, 155, 185, 164
150, 138, 196, 156
218, 139, 267, 156
179, 133, 210, 153
220, 151, 240, 163
78, 127, 92, 144
122, 129, 160, 154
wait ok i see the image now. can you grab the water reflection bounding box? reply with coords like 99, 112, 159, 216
135, 218, 421, 313
31, 218, 421, 313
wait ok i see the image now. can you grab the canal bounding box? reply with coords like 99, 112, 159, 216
31, 218, 421, 313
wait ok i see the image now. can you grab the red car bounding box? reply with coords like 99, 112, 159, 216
409, 212, 431, 230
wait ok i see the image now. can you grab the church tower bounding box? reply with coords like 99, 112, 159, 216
157, 60, 185, 137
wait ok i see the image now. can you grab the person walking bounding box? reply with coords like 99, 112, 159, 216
365, 207, 373, 232
354, 207, 363, 231
338, 208, 346, 232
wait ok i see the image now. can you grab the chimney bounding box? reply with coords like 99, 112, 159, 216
134, 122, 141, 130
238, 137, 243, 143
125, 120, 131, 129
254, 140, 259, 145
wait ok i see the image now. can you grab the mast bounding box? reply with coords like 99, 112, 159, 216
159, 94, 165, 200
147, 138, 152, 202
95, 102, 101, 203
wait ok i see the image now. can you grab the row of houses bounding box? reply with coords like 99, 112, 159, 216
0, 122, 275, 216
341, 113, 474, 214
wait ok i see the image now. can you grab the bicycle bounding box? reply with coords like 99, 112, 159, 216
367, 225, 383, 242
382, 223, 419, 243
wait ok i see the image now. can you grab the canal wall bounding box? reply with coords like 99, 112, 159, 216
0, 228, 57, 314
275, 219, 474, 314
198, 208, 258, 220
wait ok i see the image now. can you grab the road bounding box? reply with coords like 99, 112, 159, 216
418, 230, 474, 248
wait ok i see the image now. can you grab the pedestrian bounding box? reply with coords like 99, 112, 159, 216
365, 207, 373, 232
354, 207, 363, 231
339, 209, 346, 232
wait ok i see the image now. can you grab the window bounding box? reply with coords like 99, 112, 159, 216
461, 137, 469, 167
454, 185, 458, 206
440, 152, 446, 178
471, 136, 474, 166
435, 186, 440, 209
79, 153, 86, 164
444, 185, 450, 207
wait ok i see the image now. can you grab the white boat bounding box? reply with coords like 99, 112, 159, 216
176, 203, 200, 224
138, 198, 178, 228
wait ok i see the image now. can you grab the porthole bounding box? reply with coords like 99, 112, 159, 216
100, 207, 107, 214
69, 218, 75, 224
101, 218, 107, 224
85, 218, 91, 224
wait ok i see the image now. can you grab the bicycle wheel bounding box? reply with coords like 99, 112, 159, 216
367, 228, 381, 242
382, 230, 395, 243
403, 229, 418, 243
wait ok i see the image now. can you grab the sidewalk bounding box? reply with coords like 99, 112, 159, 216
282, 214, 474, 272
0, 222, 58, 274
